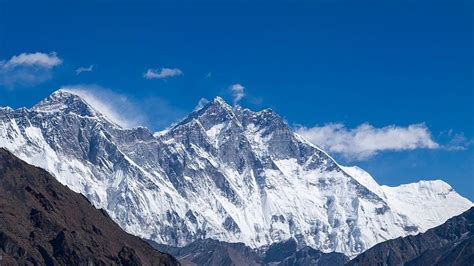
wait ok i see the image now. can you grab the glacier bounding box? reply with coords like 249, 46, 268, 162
0, 90, 471, 257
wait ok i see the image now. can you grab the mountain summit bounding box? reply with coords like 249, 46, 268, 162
32, 90, 98, 117
0, 91, 471, 257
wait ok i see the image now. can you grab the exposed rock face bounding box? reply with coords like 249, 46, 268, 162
149, 238, 348, 266
0, 90, 472, 257
263, 239, 349, 266
150, 239, 261, 266
0, 148, 178, 265
348, 207, 474, 266
279, 246, 348, 266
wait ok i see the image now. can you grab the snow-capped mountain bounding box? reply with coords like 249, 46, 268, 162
0, 90, 471, 257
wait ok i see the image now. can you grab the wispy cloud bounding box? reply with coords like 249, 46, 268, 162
143, 68, 183, 79
75, 65, 94, 75
229, 83, 245, 105
296, 123, 440, 160
0, 52, 62, 88
441, 130, 474, 151
60, 85, 144, 128
59, 85, 185, 130
194, 98, 210, 111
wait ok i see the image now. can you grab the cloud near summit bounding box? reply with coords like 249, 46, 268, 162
59, 85, 185, 131
229, 83, 245, 105
60, 85, 148, 128
296, 123, 440, 160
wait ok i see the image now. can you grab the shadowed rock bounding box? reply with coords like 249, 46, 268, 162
0, 148, 178, 265
348, 207, 474, 266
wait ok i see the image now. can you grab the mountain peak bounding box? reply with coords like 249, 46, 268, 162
49, 89, 82, 99
32, 89, 98, 117
205, 96, 233, 111
175, 96, 235, 129
211, 96, 228, 105
47, 89, 79, 100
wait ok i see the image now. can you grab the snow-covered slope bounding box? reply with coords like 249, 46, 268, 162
0, 90, 471, 257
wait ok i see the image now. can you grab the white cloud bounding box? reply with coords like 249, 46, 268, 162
229, 83, 245, 105
59, 85, 185, 130
75, 65, 94, 75
0, 52, 62, 88
194, 98, 210, 111
296, 123, 439, 160
3, 52, 62, 69
60, 85, 146, 128
143, 68, 183, 79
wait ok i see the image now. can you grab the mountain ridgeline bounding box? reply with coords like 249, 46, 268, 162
0, 89, 472, 259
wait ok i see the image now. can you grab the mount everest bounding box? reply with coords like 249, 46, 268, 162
0, 89, 471, 258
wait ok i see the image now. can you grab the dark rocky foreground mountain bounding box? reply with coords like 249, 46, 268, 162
0, 148, 178, 265
149, 238, 348, 266
348, 207, 474, 266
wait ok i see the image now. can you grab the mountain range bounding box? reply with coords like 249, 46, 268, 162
2, 146, 471, 265
0, 89, 471, 258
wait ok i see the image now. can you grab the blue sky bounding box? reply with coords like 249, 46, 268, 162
0, 0, 473, 199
